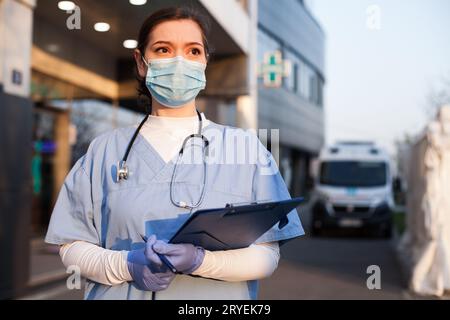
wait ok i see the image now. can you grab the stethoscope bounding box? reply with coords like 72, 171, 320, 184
116, 109, 209, 210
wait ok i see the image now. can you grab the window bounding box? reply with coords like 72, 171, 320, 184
298, 61, 323, 106
284, 50, 300, 93
310, 72, 324, 107
257, 28, 324, 108
309, 73, 317, 104
299, 61, 311, 100
320, 161, 387, 187
318, 78, 324, 107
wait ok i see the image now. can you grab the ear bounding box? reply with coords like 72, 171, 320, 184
134, 49, 147, 78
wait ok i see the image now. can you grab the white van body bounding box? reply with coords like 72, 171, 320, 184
310, 142, 394, 236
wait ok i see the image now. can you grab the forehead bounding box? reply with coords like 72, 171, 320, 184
150, 19, 203, 44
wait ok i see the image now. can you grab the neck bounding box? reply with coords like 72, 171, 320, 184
151, 99, 197, 117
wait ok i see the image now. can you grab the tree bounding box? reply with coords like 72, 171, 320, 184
425, 73, 450, 119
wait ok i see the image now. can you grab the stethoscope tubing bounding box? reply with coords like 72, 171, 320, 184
118, 109, 209, 210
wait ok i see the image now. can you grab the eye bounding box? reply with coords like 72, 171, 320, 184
155, 47, 169, 54
190, 48, 201, 55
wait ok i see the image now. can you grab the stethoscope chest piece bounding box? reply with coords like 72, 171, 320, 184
117, 160, 129, 182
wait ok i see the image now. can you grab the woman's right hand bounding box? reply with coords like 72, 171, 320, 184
127, 235, 176, 291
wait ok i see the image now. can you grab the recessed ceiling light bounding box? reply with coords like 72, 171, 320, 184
123, 39, 138, 49
58, 1, 76, 11
94, 22, 110, 32
129, 0, 147, 5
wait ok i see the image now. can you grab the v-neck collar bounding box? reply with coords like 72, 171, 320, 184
133, 129, 175, 180
122, 119, 217, 183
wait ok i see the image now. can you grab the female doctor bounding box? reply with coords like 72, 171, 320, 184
45, 7, 304, 300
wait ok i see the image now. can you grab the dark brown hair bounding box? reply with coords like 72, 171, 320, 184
135, 6, 212, 113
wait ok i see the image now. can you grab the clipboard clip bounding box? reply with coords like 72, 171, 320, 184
224, 200, 290, 228
225, 202, 254, 208
225, 199, 272, 208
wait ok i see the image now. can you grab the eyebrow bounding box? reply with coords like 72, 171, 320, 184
151, 40, 204, 47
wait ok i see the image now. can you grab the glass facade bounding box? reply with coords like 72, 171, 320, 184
257, 0, 325, 197
258, 29, 324, 107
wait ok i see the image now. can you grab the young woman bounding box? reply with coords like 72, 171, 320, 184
45, 6, 304, 300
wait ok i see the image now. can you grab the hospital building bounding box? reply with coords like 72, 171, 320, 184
0, 0, 325, 298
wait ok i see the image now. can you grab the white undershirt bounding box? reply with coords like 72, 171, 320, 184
59, 113, 280, 285
138, 112, 210, 163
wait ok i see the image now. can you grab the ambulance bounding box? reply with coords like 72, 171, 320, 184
310, 142, 394, 237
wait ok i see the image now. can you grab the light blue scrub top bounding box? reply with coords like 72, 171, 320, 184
45, 121, 304, 300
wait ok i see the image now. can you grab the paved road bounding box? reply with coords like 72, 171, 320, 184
259, 236, 407, 299
259, 203, 407, 299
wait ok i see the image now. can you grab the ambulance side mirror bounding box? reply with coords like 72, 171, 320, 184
392, 176, 402, 193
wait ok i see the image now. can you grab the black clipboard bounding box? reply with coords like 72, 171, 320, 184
169, 197, 304, 251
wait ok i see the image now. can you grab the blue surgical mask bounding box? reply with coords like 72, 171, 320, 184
143, 55, 207, 108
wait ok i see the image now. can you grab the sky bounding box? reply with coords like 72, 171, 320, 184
306, 0, 450, 155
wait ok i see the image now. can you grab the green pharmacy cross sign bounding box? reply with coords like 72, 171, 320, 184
258, 50, 292, 88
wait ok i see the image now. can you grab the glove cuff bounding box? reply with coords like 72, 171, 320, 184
183, 246, 205, 274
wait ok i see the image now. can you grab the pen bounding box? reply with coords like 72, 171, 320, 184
140, 235, 179, 274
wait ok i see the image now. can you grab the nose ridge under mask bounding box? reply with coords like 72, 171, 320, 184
144, 56, 207, 108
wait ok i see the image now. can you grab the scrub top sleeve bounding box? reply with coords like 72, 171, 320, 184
251, 143, 305, 246
44, 155, 100, 246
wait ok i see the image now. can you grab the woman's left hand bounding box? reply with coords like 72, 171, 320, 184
152, 241, 205, 274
